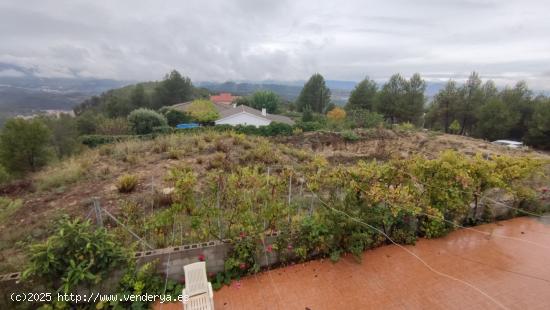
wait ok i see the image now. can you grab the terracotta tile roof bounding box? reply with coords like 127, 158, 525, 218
210, 93, 238, 104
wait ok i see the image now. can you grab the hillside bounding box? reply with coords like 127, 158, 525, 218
0, 129, 548, 274
0, 68, 131, 120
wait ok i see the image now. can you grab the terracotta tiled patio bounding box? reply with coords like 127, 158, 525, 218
157, 216, 550, 310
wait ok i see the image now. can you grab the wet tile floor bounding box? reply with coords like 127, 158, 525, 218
156, 216, 550, 310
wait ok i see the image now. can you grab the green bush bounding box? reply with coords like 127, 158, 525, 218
152, 125, 174, 134
0, 165, 10, 184
159, 107, 193, 127
347, 109, 385, 129
186, 99, 220, 123
261, 122, 293, 136
0, 118, 52, 173
341, 130, 360, 141
0, 197, 23, 224
117, 174, 138, 193
106, 261, 183, 309
22, 218, 128, 293
79, 134, 135, 147
128, 108, 168, 134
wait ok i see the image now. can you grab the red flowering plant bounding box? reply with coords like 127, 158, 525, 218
224, 236, 260, 279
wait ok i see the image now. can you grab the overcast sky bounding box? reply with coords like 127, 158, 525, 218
1, 0, 549, 89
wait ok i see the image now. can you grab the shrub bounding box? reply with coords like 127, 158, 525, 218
327, 107, 346, 123
96, 117, 130, 135
0, 197, 23, 224
395, 122, 416, 132
79, 134, 135, 147
262, 122, 293, 136
341, 130, 360, 141
186, 99, 220, 123
224, 237, 261, 277
347, 109, 385, 128
295, 121, 325, 132
110, 261, 182, 309
127, 108, 168, 134
159, 107, 193, 127
0, 118, 51, 173
152, 125, 173, 134
117, 174, 138, 193
22, 217, 128, 293
0, 165, 10, 184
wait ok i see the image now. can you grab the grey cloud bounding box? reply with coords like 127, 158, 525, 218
0, 0, 549, 89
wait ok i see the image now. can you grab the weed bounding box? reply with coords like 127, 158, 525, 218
206, 152, 226, 170
167, 147, 181, 159
35, 158, 90, 190
341, 130, 360, 141
0, 197, 23, 224
117, 174, 138, 193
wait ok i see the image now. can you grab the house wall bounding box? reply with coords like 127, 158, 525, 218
215, 112, 271, 127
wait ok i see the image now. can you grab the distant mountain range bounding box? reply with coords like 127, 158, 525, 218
0, 64, 131, 120
0, 62, 452, 120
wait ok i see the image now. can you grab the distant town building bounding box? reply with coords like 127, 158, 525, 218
15, 109, 75, 120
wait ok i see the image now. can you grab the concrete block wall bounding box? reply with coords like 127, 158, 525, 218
133, 231, 282, 280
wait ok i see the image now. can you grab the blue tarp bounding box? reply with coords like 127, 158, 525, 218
176, 123, 200, 129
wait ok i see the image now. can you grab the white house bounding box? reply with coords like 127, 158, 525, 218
215, 105, 294, 127
172, 98, 294, 127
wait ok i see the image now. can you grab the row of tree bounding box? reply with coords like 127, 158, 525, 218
296, 73, 426, 125
296, 71, 549, 149
426, 73, 549, 146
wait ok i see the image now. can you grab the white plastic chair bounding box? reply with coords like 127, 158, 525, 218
182, 262, 214, 310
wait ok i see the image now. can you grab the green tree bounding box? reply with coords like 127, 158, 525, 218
76, 111, 103, 135
186, 99, 220, 123
130, 84, 149, 108
247, 91, 280, 113
427, 80, 462, 133
127, 108, 168, 134
500, 81, 533, 139
159, 107, 193, 126
39, 114, 80, 159
296, 73, 331, 113
0, 118, 51, 173
346, 77, 378, 111
402, 73, 426, 125
525, 97, 550, 149
474, 98, 518, 140
103, 95, 133, 118
152, 70, 194, 109
376, 74, 407, 124
458, 72, 483, 135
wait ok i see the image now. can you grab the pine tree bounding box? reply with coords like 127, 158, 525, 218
346, 77, 377, 111
296, 73, 331, 113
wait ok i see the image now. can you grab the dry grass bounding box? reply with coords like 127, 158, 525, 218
0, 197, 23, 224
117, 174, 139, 193
34, 156, 94, 191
